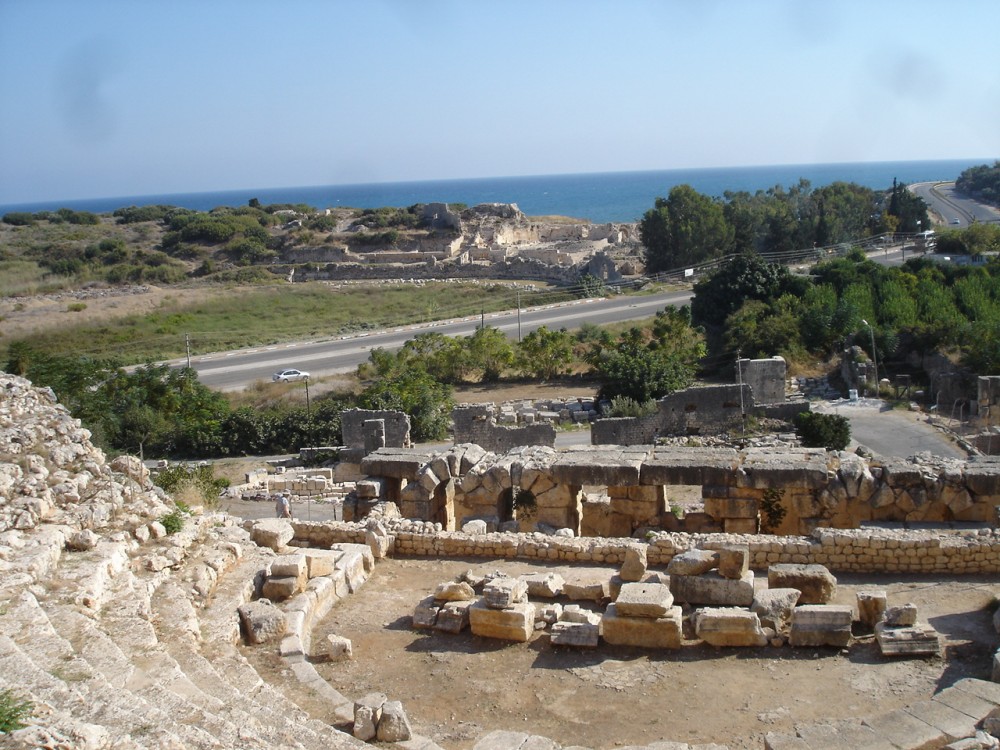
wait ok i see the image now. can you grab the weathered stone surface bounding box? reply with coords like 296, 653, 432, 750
66, 528, 99, 551
856, 589, 887, 630
238, 599, 288, 644
250, 518, 294, 551
550, 621, 599, 648
376, 700, 412, 742
412, 595, 439, 629
875, 621, 940, 656
602, 602, 682, 649
615, 582, 674, 618
560, 604, 602, 626
483, 576, 528, 609
562, 580, 610, 602
619, 545, 648, 582
695, 607, 769, 647
261, 575, 300, 601
469, 599, 535, 641
751, 588, 801, 631
885, 603, 918, 627
789, 605, 853, 648
462, 519, 488, 535
863, 708, 945, 750
670, 570, 755, 607
302, 548, 340, 578
520, 572, 564, 598
717, 545, 749, 580
323, 634, 353, 661
354, 692, 387, 741
666, 549, 719, 576
270, 553, 307, 578
767, 563, 837, 604
434, 581, 476, 601
435, 600, 473, 633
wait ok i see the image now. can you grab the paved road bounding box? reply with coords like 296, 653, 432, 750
813, 399, 967, 459
911, 181, 1000, 228
188, 288, 693, 390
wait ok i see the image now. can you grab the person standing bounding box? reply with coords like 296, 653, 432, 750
275, 493, 292, 519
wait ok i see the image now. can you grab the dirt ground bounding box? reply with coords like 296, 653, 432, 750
300, 558, 997, 750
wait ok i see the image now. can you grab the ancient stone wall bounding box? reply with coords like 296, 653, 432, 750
290, 518, 1000, 575
738, 356, 786, 405
980, 375, 1000, 427
452, 404, 556, 452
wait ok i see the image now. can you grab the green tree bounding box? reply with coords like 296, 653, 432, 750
516, 325, 575, 380
690, 251, 794, 328
589, 328, 696, 403
640, 185, 734, 273
466, 326, 515, 382
794, 411, 851, 451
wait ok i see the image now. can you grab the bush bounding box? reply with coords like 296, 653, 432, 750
0, 688, 33, 732
158, 509, 185, 534
604, 396, 658, 418
2, 212, 36, 226
793, 411, 851, 451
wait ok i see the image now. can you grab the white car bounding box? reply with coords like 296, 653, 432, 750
273, 368, 310, 382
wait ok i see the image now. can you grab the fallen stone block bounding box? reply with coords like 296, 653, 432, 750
717, 544, 749, 580
619, 545, 648, 582
751, 588, 800, 632
615, 582, 674, 618
469, 599, 535, 642
536, 603, 562, 626
483, 576, 528, 609
856, 589, 887, 630
602, 602, 682, 649
666, 548, 719, 576
238, 599, 287, 645
434, 581, 476, 601
322, 634, 353, 661
670, 570, 754, 607
885, 603, 918, 627
560, 604, 601, 627
695, 607, 769, 647
261, 575, 301, 601
789, 605, 853, 648
521, 572, 564, 598
435, 600, 473, 634
412, 595, 440, 629
767, 563, 837, 604
550, 621, 599, 648
354, 692, 387, 742
462, 519, 488, 534
563, 580, 610, 602
250, 519, 294, 551
875, 621, 940, 657
377, 700, 412, 742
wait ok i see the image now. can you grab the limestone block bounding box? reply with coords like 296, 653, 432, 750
262, 575, 301, 602
270, 553, 307, 578
619, 545, 648, 582
695, 607, 769, 647
483, 577, 528, 609
751, 588, 801, 631
670, 570, 755, 607
666, 549, 719, 576
615, 582, 674, 618
469, 599, 535, 642
337, 547, 371, 594
602, 603, 682, 649
301, 548, 339, 578
724, 518, 759, 534
885, 603, 918, 627
434, 581, 476, 601
366, 526, 392, 559
279, 633, 304, 660
863, 708, 946, 750
537, 603, 562, 625
560, 604, 601, 626
148, 521, 167, 539
354, 692, 387, 741
238, 599, 288, 645
550, 621, 599, 648
521, 572, 564, 598
563, 580, 610, 602
67, 529, 99, 551
767, 563, 837, 604
412, 595, 440, 629
462, 519, 489, 535
250, 518, 294, 552
856, 590, 887, 630
875, 621, 940, 656
435, 600, 473, 634
704, 495, 759, 519
377, 700, 412, 742
323, 634, 353, 661
789, 605, 853, 648
718, 545, 749, 580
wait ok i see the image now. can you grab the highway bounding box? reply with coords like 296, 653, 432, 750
189, 288, 694, 390
911, 181, 1000, 228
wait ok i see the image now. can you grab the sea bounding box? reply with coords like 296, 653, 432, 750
1, 159, 989, 225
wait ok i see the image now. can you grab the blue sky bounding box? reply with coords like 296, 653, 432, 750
1, 0, 998, 205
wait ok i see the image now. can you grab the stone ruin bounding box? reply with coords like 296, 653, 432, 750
4, 371, 1000, 750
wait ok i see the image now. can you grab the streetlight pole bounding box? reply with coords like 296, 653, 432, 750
861, 319, 878, 398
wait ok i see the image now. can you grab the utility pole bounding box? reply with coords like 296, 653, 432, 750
516, 290, 522, 342
185, 333, 192, 369
736, 349, 746, 438
481, 309, 485, 330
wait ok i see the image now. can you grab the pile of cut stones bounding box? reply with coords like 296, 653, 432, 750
410, 543, 942, 657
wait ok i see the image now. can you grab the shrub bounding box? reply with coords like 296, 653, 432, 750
793, 411, 851, 451
2, 212, 36, 226
604, 396, 658, 418
67, 302, 87, 312
158, 510, 185, 534
759, 487, 787, 533
0, 688, 33, 732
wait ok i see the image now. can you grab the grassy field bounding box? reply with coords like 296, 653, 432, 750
1, 280, 582, 364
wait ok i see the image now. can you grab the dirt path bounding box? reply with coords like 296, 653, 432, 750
305, 558, 997, 750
